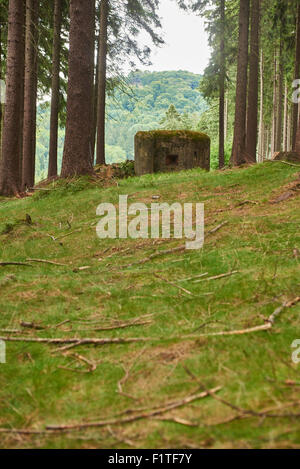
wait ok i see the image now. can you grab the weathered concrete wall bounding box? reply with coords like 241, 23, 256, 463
135, 130, 210, 176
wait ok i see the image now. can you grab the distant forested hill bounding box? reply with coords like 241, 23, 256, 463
106, 70, 206, 160
35, 70, 207, 181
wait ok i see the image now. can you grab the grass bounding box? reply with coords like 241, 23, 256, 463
0, 161, 299, 449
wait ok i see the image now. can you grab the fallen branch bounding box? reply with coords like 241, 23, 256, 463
107, 426, 135, 447
0, 335, 151, 346
154, 274, 193, 296
237, 200, 258, 207
207, 394, 300, 425
20, 321, 45, 330
0, 428, 53, 435
193, 270, 239, 283
177, 272, 208, 283
76, 317, 153, 332
0, 262, 32, 267
183, 365, 300, 426
1, 298, 298, 350
121, 221, 229, 269
26, 258, 67, 267
117, 347, 146, 401
46, 386, 222, 432
152, 416, 197, 427
122, 245, 186, 269
47, 229, 81, 242
68, 353, 97, 373
207, 221, 228, 235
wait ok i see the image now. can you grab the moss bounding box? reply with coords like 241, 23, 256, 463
135, 130, 210, 143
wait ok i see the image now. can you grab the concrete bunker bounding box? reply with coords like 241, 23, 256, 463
134, 130, 210, 176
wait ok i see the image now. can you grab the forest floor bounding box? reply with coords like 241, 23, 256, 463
0, 161, 300, 449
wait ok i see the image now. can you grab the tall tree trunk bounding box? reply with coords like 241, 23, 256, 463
0, 0, 25, 196
32, 1, 38, 183
265, 128, 270, 159
245, 0, 260, 163
96, 0, 109, 166
22, 0, 39, 190
61, 0, 95, 177
19, 1, 25, 180
231, 0, 250, 166
0, 6, 4, 159
283, 81, 288, 152
292, 3, 300, 150
296, 92, 300, 152
295, 119, 300, 154
287, 107, 291, 151
258, 50, 264, 162
275, 40, 283, 152
218, 0, 225, 169
265, 129, 271, 159
271, 49, 277, 156
91, 33, 100, 165
224, 96, 228, 142
48, 0, 62, 179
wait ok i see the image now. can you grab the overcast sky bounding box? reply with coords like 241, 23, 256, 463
139, 0, 211, 75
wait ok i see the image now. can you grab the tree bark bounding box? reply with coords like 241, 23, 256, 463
96, 0, 109, 166
293, 3, 300, 150
224, 96, 228, 143
91, 32, 100, 165
283, 81, 288, 152
265, 128, 269, 159
19, 0, 25, 180
22, 0, 39, 190
231, 0, 250, 166
275, 40, 283, 152
295, 121, 300, 154
0, 6, 4, 159
296, 100, 300, 153
218, 0, 225, 169
245, 0, 260, 163
48, 0, 62, 179
271, 49, 277, 156
287, 107, 291, 151
258, 50, 264, 162
0, 0, 25, 196
61, 0, 95, 177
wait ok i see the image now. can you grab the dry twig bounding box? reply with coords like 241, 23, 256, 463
207, 221, 228, 235
0, 262, 31, 267
154, 274, 193, 296
193, 270, 239, 283
45, 386, 222, 432
26, 258, 67, 266
1, 297, 298, 350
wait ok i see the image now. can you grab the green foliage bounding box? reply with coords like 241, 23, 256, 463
106, 70, 207, 159
117, 160, 135, 177
33, 176, 95, 201
136, 129, 210, 141
35, 70, 208, 182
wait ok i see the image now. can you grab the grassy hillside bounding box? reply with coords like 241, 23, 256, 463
0, 162, 300, 449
